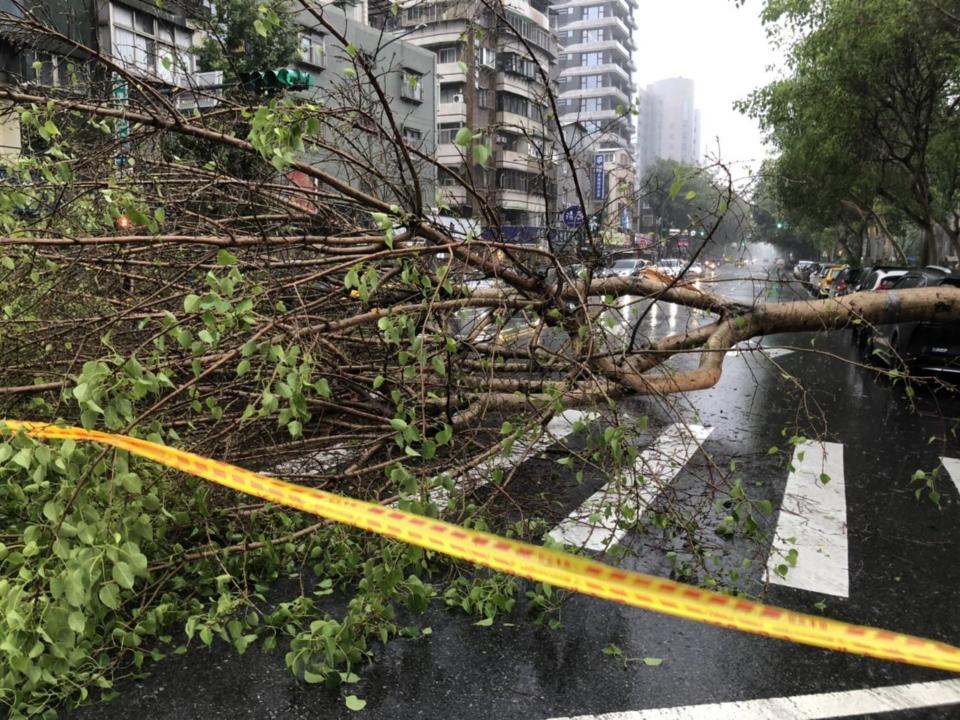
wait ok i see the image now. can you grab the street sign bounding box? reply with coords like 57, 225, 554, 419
562, 205, 584, 229
593, 153, 604, 200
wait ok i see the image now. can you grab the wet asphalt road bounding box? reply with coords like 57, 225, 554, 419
68, 266, 960, 720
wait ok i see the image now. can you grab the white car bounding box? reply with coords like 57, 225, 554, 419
605, 258, 649, 278
655, 258, 683, 277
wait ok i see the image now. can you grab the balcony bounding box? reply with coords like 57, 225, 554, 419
558, 63, 632, 82
496, 189, 546, 213
494, 148, 541, 171
438, 101, 468, 123
496, 110, 546, 136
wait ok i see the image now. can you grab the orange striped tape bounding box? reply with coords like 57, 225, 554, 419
3, 420, 960, 673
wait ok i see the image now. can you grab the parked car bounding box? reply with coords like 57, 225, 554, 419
863, 267, 960, 373
793, 260, 816, 280
816, 264, 847, 297
856, 266, 910, 292
830, 266, 866, 297
688, 261, 704, 277
805, 262, 826, 286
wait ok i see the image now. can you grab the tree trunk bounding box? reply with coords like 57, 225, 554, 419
922, 223, 938, 265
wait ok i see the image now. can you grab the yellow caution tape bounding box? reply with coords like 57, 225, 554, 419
3, 420, 960, 673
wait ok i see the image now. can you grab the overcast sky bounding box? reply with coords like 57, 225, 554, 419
633, 0, 785, 181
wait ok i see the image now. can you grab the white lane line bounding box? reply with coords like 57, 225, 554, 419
766, 440, 848, 597
547, 423, 713, 552
940, 456, 960, 496
546, 679, 960, 720
426, 409, 599, 507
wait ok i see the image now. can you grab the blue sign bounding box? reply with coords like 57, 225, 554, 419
593, 153, 605, 200
620, 206, 630, 230
562, 206, 584, 229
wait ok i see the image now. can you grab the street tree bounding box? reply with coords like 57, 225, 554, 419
743, 0, 960, 264
1, 1, 960, 715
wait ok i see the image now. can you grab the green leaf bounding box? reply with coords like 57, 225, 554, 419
819, 473, 830, 485
184, 294, 201, 313
389, 418, 408, 431
474, 617, 494, 627
454, 127, 473, 146
253, 18, 267, 36
345, 695, 367, 711
236, 359, 251, 377
112, 561, 136, 590
472, 143, 490, 166
216, 249, 238, 266
372, 374, 385, 389
0, 256, 13, 270
12, 447, 32, 469
99, 583, 120, 610
68, 610, 86, 633
643, 657, 663, 666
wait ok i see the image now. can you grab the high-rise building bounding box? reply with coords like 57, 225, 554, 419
371, 0, 559, 240
636, 76, 701, 180
552, 0, 637, 235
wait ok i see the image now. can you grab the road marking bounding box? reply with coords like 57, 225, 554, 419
727, 342, 795, 360
547, 679, 960, 720
427, 409, 598, 507
940, 456, 960, 496
766, 440, 848, 597
547, 423, 713, 552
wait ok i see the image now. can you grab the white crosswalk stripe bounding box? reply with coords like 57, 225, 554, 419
546, 679, 960, 720
766, 440, 849, 598
940, 456, 960, 496
547, 423, 713, 552
426, 409, 599, 507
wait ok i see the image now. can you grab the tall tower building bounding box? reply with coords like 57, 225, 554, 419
553, 0, 638, 231
636, 76, 701, 180
371, 0, 558, 238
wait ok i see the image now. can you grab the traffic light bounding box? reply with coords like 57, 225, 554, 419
242, 68, 315, 92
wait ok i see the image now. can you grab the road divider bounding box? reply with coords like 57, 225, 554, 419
3, 420, 960, 673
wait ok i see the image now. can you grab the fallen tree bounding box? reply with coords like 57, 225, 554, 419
0, 1, 957, 715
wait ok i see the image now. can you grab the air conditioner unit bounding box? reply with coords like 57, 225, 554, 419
452, 93, 464, 103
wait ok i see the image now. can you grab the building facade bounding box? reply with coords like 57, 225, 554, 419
372, 0, 558, 241
636, 76, 701, 180
552, 0, 637, 242
0, 0, 435, 204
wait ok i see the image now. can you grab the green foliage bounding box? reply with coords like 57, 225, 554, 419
193, 0, 300, 83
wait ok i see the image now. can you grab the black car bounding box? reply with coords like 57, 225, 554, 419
863, 267, 960, 373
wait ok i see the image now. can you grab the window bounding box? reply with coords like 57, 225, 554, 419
299, 33, 326, 68
111, 2, 193, 84
401, 72, 424, 102
440, 85, 464, 103
581, 74, 603, 90
581, 97, 603, 113
583, 5, 606, 20
403, 126, 423, 144
437, 46, 459, 64
582, 29, 606, 43
500, 53, 536, 80
581, 52, 603, 67
438, 123, 464, 144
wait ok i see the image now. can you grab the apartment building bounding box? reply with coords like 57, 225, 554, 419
0, 0, 435, 206
552, 0, 637, 239
636, 76, 701, 180
371, 0, 559, 242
